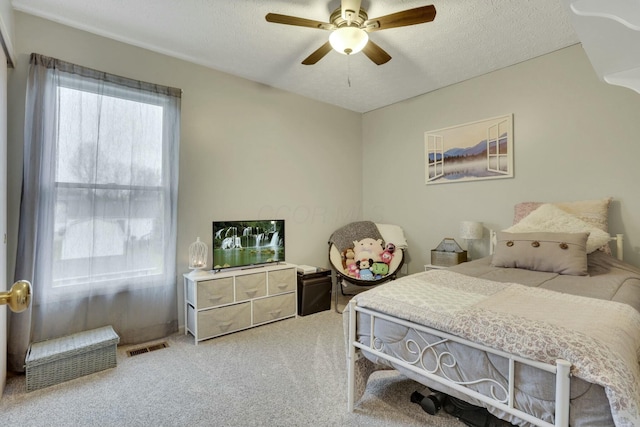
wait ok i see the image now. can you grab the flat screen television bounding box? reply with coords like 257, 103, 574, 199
212, 219, 285, 271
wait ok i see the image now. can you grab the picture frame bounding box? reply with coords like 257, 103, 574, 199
424, 114, 513, 185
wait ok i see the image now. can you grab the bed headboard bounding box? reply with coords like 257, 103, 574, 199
489, 230, 624, 261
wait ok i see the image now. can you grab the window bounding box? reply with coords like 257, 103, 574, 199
14, 53, 181, 348
52, 83, 169, 288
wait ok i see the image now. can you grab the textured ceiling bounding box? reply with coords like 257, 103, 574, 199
11, 0, 580, 113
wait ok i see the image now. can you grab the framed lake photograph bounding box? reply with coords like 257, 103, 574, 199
424, 114, 513, 185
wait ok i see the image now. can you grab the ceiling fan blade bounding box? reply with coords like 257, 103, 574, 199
341, 0, 362, 21
302, 41, 333, 65
365, 5, 436, 32
362, 40, 391, 65
265, 13, 333, 30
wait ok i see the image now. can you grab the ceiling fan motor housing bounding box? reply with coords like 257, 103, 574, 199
330, 7, 368, 28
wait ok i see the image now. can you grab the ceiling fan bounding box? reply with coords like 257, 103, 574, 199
265, 1, 437, 65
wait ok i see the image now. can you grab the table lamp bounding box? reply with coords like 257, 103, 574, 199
459, 221, 483, 260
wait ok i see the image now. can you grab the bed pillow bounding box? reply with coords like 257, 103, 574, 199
513, 201, 543, 225
492, 231, 589, 276
375, 223, 408, 249
513, 197, 612, 254
513, 198, 612, 229
505, 204, 610, 254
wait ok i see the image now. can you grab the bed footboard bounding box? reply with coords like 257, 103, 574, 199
346, 300, 571, 427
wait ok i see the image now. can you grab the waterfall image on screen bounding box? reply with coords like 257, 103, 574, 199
212, 220, 285, 270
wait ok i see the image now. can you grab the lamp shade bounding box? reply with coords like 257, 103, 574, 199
329, 27, 369, 55
459, 221, 483, 240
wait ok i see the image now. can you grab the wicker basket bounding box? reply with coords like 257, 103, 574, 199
25, 325, 120, 392
430, 249, 467, 266
431, 238, 467, 266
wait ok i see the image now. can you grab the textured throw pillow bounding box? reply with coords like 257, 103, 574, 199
492, 231, 589, 276
513, 202, 543, 225
505, 204, 610, 254
555, 198, 612, 232
512, 197, 612, 254
513, 198, 612, 229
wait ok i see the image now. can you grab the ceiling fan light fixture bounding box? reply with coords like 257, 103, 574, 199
329, 26, 368, 55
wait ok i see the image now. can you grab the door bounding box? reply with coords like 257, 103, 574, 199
0, 45, 8, 397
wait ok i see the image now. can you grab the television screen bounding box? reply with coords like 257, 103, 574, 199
212, 220, 285, 270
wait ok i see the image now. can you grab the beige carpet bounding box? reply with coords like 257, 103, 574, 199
1, 306, 466, 426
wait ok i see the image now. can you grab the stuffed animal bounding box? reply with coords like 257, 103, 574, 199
356, 258, 375, 280
353, 238, 384, 262
380, 242, 396, 264
342, 248, 356, 269
371, 262, 389, 277
347, 262, 359, 278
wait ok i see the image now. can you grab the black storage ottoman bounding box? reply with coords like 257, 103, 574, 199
297, 268, 332, 316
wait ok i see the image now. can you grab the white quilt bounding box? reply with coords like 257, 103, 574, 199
354, 270, 640, 427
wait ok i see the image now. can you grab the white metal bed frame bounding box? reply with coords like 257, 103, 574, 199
347, 302, 571, 427
346, 233, 625, 427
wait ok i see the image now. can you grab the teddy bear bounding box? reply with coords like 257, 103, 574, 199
342, 248, 356, 270
353, 238, 384, 262
356, 258, 375, 280
380, 242, 396, 265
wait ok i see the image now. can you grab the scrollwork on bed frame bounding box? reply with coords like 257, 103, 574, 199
347, 301, 572, 427
372, 332, 510, 404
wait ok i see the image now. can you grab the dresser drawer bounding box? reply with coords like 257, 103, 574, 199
268, 268, 296, 294
197, 277, 234, 308
195, 302, 251, 339
253, 293, 296, 324
235, 273, 266, 301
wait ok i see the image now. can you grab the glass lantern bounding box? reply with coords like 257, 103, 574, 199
188, 237, 208, 277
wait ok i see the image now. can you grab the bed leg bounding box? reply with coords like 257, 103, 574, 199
347, 299, 357, 412
555, 359, 571, 427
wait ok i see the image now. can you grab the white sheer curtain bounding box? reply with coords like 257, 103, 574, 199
8, 53, 181, 371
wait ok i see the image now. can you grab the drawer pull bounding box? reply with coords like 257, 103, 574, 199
219, 321, 233, 331
269, 309, 282, 319
208, 295, 223, 303
244, 288, 258, 297
276, 283, 288, 290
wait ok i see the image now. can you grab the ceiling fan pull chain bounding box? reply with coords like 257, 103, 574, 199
347, 54, 352, 87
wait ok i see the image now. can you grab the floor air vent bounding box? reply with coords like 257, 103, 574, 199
126, 341, 169, 357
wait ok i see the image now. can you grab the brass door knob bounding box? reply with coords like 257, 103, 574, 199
0, 280, 32, 313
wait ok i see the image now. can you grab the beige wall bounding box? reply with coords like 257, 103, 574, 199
363, 45, 640, 272
7, 13, 363, 325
